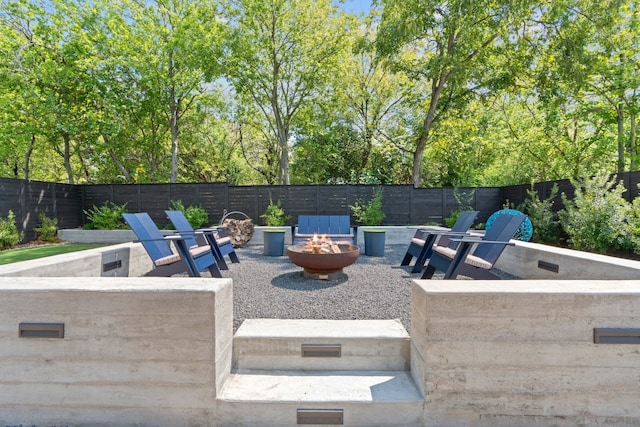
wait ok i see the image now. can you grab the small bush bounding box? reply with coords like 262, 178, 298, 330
260, 198, 290, 226
559, 171, 635, 253
84, 202, 128, 230
34, 212, 59, 242
628, 196, 640, 252
518, 184, 561, 244
445, 188, 475, 227
0, 210, 24, 249
350, 187, 385, 226
169, 200, 209, 228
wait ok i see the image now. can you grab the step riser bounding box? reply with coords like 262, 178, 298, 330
233, 319, 411, 371
221, 320, 422, 425
233, 337, 410, 371
216, 401, 423, 427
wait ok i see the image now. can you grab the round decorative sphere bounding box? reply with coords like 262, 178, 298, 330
485, 209, 533, 242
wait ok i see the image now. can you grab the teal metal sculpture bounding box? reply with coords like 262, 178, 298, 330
486, 209, 533, 242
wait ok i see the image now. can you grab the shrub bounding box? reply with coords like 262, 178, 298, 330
518, 184, 561, 244
559, 171, 635, 253
34, 212, 59, 242
169, 200, 209, 228
626, 195, 640, 253
445, 188, 475, 228
350, 187, 385, 226
84, 202, 128, 230
0, 210, 24, 249
260, 199, 290, 226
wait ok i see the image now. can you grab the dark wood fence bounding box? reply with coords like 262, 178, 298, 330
502, 172, 640, 211
3, 170, 639, 242
82, 184, 503, 229
0, 179, 82, 241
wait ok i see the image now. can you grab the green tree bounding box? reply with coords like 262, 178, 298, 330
376, 0, 537, 188
1, 0, 97, 183
223, 0, 354, 184
334, 20, 413, 183
114, 0, 227, 183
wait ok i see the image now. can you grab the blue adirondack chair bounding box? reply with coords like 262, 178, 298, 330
401, 211, 479, 273
421, 213, 526, 280
165, 210, 239, 270
122, 212, 222, 278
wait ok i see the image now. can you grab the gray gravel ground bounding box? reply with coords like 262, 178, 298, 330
218, 244, 515, 333
224, 244, 418, 333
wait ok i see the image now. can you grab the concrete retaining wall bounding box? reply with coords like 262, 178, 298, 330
0, 277, 233, 426
58, 226, 418, 247
495, 241, 640, 279
58, 229, 138, 244
0, 242, 154, 278
411, 279, 640, 427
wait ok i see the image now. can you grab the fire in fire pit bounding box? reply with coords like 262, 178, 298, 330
287, 234, 359, 280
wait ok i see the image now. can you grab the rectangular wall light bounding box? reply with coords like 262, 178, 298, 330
19, 322, 65, 338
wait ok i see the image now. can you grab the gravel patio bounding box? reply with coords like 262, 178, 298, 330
223, 244, 419, 332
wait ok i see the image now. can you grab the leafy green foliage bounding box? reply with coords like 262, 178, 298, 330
518, 184, 561, 244
84, 202, 128, 230
34, 212, 59, 242
444, 188, 475, 228
0, 210, 24, 249
350, 187, 385, 226
0, 0, 638, 188
260, 199, 291, 226
169, 200, 209, 229
223, 0, 353, 184
628, 197, 640, 252
559, 172, 638, 253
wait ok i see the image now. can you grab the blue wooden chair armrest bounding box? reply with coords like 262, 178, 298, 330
449, 237, 515, 246
417, 229, 471, 236
133, 235, 184, 243
164, 235, 191, 242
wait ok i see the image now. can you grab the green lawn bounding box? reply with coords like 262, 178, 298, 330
0, 243, 105, 265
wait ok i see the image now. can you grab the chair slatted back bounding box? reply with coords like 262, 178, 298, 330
473, 214, 526, 262
122, 213, 173, 262
442, 210, 480, 248
165, 210, 199, 245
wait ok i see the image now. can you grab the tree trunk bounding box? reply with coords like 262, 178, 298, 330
272, 84, 289, 185
617, 102, 625, 173
62, 132, 74, 185
23, 134, 35, 180
412, 76, 446, 188
279, 136, 290, 185
102, 133, 133, 182
630, 110, 637, 171
168, 50, 179, 183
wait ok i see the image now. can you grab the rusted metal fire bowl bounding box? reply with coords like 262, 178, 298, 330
287, 243, 360, 279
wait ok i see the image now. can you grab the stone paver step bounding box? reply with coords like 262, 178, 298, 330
217, 369, 423, 427
233, 318, 411, 371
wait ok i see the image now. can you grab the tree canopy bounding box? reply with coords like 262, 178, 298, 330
0, 0, 638, 187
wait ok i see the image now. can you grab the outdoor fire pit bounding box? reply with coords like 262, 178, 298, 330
287, 235, 360, 280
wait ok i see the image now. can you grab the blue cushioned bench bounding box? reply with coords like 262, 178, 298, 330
291, 215, 357, 245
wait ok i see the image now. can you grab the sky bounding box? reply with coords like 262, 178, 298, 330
337, 0, 373, 15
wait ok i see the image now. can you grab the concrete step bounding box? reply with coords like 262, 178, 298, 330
233, 319, 410, 371
217, 369, 424, 427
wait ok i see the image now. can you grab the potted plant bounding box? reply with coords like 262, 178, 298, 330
260, 198, 291, 256
350, 187, 386, 256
